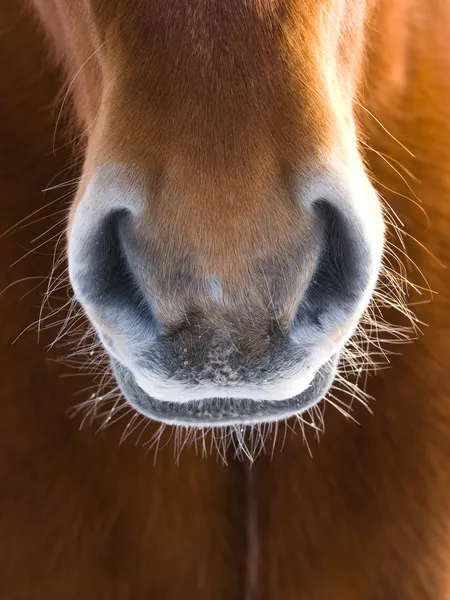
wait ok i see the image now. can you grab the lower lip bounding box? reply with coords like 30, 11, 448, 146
111, 357, 338, 427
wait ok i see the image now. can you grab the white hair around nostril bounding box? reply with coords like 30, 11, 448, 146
204, 278, 225, 303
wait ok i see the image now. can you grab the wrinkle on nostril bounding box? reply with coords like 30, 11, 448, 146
205, 278, 225, 303
100, 328, 129, 357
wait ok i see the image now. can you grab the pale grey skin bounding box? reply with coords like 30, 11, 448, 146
69, 162, 384, 427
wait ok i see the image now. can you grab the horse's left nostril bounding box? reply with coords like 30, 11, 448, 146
293, 199, 371, 333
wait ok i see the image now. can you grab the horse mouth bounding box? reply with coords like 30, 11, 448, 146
111, 357, 338, 427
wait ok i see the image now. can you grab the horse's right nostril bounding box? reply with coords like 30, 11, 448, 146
68, 204, 155, 343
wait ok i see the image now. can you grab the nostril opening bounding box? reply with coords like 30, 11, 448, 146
294, 199, 371, 331
75, 209, 135, 303
69, 208, 155, 333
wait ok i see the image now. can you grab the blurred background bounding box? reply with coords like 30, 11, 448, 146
1, 1, 449, 599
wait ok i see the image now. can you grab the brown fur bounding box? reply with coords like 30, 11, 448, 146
0, 0, 449, 598
32, 0, 377, 324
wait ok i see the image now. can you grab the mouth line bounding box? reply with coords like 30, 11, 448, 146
110, 357, 338, 427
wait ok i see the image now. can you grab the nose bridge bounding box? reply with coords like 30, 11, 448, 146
82, 0, 335, 208
139, 161, 309, 265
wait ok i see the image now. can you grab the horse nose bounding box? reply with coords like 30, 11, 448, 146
69, 164, 381, 344
67, 164, 382, 424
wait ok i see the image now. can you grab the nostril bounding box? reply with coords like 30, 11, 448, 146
294, 199, 372, 334
316, 200, 370, 298
69, 208, 155, 337
71, 209, 132, 304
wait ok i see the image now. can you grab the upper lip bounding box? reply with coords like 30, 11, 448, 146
111, 357, 337, 427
